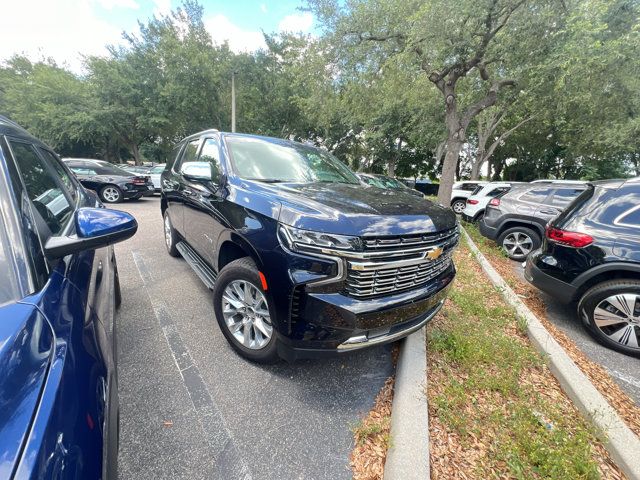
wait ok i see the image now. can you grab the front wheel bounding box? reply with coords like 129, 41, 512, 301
578, 280, 640, 357
451, 199, 466, 214
99, 185, 123, 204
212, 257, 279, 363
498, 226, 540, 261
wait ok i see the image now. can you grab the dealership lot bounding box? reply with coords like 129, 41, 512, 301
113, 196, 393, 480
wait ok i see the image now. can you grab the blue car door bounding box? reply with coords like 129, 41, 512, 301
4, 138, 118, 480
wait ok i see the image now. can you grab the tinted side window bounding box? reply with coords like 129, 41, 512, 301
617, 205, 640, 228
519, 188, 552, 204
461, 183, 478, 191
199, 138, 222, 181
549, 188, 584, 208
487, 187, 509, 198
177, 139, 201, 170
69, 166, 97, 175
39, 148, 77, 201
10, 141, 72, 237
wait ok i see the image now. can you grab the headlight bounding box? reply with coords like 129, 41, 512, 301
278, 224, 359, 253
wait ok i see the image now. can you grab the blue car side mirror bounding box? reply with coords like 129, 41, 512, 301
44, 208, 138, 259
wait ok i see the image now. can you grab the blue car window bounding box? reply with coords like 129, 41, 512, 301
10, 141, 73, 237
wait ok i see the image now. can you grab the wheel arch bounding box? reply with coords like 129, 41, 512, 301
574, 263, 640, 301
216, 232, 264, 273
497, 219, 545, 237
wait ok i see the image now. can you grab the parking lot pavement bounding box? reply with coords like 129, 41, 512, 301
511, 263, 640, 405
112, 196, 394, 480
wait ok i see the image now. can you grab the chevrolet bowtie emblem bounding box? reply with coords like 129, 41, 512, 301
426, 247, 444, 260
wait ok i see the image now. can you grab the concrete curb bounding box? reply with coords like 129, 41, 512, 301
462, 227, 640, 479
384, 327, 430, 480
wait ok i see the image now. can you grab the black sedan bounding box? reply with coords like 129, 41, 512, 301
63, 158, 155, 203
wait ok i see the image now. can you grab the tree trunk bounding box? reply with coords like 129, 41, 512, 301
471, 149, 485, 180
131, 143, 142, 166
437, 138, 463, 205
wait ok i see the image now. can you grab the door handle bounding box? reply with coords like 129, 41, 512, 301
539, 209, 559, 215
183, 189, 195, 197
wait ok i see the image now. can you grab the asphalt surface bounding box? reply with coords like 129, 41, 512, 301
511, 262, 640, 405
112, 196, 394, 480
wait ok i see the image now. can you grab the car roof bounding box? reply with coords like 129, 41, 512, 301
0, 116, 52, 150
61, 158, 105, 163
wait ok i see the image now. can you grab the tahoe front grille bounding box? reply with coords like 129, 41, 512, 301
343, 228, 458, 299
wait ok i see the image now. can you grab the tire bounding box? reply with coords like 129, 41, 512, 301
451, 199, 466, 214
578, 280, 640, 358
163, 211, 181, 258
212, 257, 279, 363
99, 185, 123, 204
497, 226, 540, 261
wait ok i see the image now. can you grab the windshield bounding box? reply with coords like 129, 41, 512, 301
225, 137, 360, 184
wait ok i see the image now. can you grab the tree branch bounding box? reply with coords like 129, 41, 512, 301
461, 79, 516, 128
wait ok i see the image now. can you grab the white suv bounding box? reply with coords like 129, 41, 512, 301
461, 182, 516, 222
450, 181, 487, 214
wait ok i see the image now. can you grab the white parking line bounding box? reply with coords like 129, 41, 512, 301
606, 368, 640, 390
132, 250, 253, 480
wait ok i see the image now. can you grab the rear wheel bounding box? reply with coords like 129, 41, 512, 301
163, 211, 180, 258
451, 199, 466, 214
212, 257, 279, 363
578, 280, 640, 357
99, 185, 122, 204
498, 226, 540, 261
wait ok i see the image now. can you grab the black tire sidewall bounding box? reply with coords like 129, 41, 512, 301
212, 258, 279, 363
100, 185, 122, 203
498, 226, 541, 261
578, 281, 640, 358
163, 211, 181, 257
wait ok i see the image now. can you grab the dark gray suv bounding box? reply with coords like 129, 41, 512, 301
479, 182, 587, 260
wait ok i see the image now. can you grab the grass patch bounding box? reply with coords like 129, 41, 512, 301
427, 239, 605, 479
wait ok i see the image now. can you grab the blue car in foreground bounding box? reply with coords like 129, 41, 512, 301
0, 117, 137, 479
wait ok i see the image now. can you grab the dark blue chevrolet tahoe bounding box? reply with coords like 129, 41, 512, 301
0, 117, 136, 478
161, 130, 458, 362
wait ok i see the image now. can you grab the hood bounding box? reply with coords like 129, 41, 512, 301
0, 303, 53, 478
248, 181, 456, 236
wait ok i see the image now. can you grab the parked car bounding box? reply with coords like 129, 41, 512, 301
357, 173, 423, 197
120, 164, 152, 175
461, 181, 519, 222
148, 163, 166, 192
479, 182, 587, 260
0, 116, 137, 479
161, 131, 459, 362
450, 181, 488, 214
525, 178, 640, 357
62, 158, 155, 204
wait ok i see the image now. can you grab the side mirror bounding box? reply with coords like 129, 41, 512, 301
44, 208, 138, 259
181, 162, 213, 182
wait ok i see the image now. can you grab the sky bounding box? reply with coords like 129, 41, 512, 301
0, 0, 314, 72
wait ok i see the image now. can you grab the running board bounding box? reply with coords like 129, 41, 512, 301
176, 241, 217, 290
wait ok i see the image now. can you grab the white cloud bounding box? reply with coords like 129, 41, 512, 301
205, 14, 267, 52
277, 12, 313, 33
0, 0, 124, 73
260, 3, 268, 13
96, 0, 139, 9
152, 0, 172, 17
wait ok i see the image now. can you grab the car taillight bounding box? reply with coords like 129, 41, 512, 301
545, 227, 593, 248
489, 198, 500, 207
467, 199, 479, 205
132, 176, 145, 185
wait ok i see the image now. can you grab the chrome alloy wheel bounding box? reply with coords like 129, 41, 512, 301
593, 293, 640, 350
102, 186, 120, 203
164, 215, 172, 249
221, 280, 273, 350
502, 232, 533, 258
452, 200, 466, 214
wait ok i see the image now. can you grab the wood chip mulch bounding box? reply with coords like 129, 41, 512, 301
484, 246, 640, 439
350, 376, 394, 480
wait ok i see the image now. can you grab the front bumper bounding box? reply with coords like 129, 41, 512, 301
524, 250, 576, 304
276, 264, 455, 361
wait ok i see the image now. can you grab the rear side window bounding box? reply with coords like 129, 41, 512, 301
10, 141, 73, 237
519, 188, 552, 204
471, 185, 484, 195
616, 205, 640, 228
549, 188, 584, 208
487, 187, 509, 198
460, 183, 478, 191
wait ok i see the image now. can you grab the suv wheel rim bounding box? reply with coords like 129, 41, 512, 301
103, 187, 120, 202
453, 201, 465, 214
164, 215, 172, 249
593, 293, 640, 350
222, 280, 273, 350
502, 232, 533, 258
